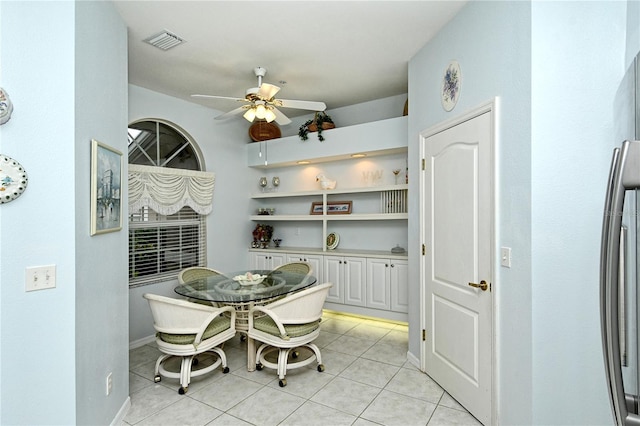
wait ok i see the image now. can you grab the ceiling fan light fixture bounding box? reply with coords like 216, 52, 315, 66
255, 104, 267, 119
243, 108, 256, 122
264, 108, 276, 123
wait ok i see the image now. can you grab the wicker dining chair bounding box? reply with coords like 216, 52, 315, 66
178, 266, 226, 284
270, 261, 312, 276
143, 293, 236, 394
247, 282, 332, 387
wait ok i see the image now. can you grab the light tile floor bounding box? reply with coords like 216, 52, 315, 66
125, 311, 482, 426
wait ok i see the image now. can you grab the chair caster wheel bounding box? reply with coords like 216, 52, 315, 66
223, 366, 230, 374
154, 375, 161, 383
192, 358, 199, 366
279, 379, 287, 387
240, 335, 247, 342
292, 350, 299, 359
178, 386, 188, 395
256, 363, 263, 371
317, 364, 325, 372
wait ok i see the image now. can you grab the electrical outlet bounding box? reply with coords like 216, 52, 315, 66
106, 372, 113, 396
25, 265, 56, 292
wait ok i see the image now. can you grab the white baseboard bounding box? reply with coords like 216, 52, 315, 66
406, 350, 421, 370
129, 334, 155, 350
110, 396, 131, 426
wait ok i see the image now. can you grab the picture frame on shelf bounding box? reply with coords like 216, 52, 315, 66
90, 139, 123, 236
310, 201, 352, 215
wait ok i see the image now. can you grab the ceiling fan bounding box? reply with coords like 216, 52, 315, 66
192, 67, 327, 126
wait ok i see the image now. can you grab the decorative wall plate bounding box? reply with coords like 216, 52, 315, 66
326, 232, 340, 250
0, 155, 28, 203
441, 61, 461, 112
0, 88, 14, 125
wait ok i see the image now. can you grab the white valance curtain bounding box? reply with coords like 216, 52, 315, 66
128, 164, 215, 215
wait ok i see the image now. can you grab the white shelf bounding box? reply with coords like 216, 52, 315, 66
247, 116, 408, 169
250, 213, 408, 222
251, 184, 408, 199
250, 214, 322, 221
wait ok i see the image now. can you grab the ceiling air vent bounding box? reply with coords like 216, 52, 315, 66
144, 30, 184, 51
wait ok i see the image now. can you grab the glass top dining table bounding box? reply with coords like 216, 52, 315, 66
173, 269, 317, 304
174, 269, 318, 372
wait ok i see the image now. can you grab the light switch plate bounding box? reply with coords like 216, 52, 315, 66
500, 247, 512, 268
25, 265, 56, 291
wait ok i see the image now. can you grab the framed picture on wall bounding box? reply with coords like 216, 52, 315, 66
310, 201, 352, 215
90, 139, 123, 235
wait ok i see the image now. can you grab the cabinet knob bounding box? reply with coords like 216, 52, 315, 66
391, 264, 395, 267
385, 264, 389, 267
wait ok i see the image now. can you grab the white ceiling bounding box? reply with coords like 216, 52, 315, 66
113, 1, 467, 118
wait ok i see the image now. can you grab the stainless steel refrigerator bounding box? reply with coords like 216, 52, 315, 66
601, 52, 640, 425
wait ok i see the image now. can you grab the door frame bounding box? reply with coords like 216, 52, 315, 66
418, 98, 498, 423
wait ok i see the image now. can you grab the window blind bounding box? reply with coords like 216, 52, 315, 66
129, 206, 206, 287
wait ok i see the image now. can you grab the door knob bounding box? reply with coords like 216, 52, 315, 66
468, 280, 489, 291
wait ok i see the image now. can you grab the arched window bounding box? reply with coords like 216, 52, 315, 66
128, 119, 209, 287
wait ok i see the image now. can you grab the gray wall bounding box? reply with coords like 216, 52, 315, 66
75, 1, 129, 424
531, 2, 635, 424
408, 1, 640, 424
0, 1, 129, 424
408, 1, 531, 424
127, 85, 252, 344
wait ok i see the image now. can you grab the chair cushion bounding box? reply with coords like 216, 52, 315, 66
253, 317, 321, 338
158, 315, 231, 345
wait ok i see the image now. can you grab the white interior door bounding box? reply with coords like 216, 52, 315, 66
421, 108, 493, 425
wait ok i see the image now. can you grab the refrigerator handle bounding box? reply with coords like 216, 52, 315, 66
602, 141, 640, 425
601, 146, 622, 424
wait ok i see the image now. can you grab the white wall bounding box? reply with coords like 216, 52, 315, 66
531, 2, 635, 424
408, 1, 531, 424
0, 1, 128, 424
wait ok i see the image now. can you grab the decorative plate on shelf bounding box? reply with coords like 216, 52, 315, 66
441, 60, 461, 112
326, 232, 340, 250
0, 155, 28, 204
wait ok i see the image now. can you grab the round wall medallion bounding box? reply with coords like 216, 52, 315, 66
441, 61, 461, 112
0, 88, 14, 125
0, 155, 28, 204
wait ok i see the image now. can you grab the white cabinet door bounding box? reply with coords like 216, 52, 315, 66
270, 252, 286, 268
250, 251, 286, 270
250, 252, 269, 269
390, 259, 408, 313
366, 258, 391, 310
344, 256, 367, 307
286, 253, 323, 284
324, 256, 343, 303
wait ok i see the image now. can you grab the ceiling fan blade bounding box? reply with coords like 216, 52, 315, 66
274, 99, 327, 111
257, 83, 280, 100
214, 105, 249, 120
272, 107, 292, 125
192, 94, 247, 102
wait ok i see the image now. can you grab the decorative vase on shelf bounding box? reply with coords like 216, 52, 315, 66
259, 176, 268, 192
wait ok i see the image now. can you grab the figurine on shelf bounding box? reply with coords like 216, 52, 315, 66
252, 224, 273, 249
316, 174, 336, 190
